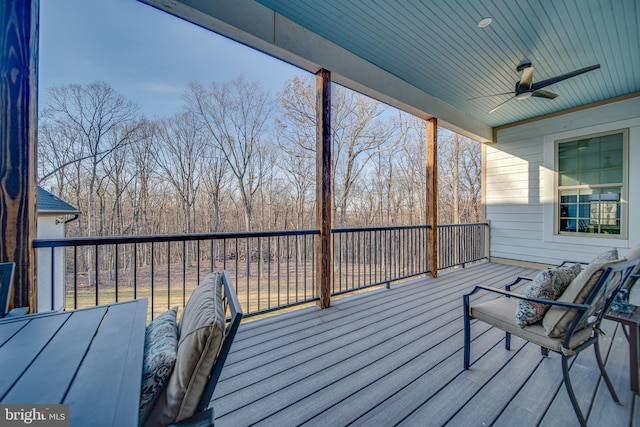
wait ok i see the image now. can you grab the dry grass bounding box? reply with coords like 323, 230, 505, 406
64, 260, 425, 323
64, 262, 322, 323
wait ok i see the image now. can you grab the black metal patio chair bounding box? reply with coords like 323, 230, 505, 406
0, 262, 28, 318
463, 259, 640, 427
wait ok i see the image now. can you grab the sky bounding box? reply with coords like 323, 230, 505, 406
39, 0, 309, 119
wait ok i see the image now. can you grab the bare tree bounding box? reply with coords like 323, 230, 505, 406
458, 135, 482, 222
275, 76, 316, 230
453, 133, 460, 223
40, 82, 140, 283
126, 121, 151, 235
101, 126, 140, 236
38, 118, 82, 196
199, 151, 229, 233
278, 78, 404, 227
152, 112, 206, 236
186, 76, 273, 232
438, 130, 482, 223
41, 81, 140, 237
332, 88, 406, 227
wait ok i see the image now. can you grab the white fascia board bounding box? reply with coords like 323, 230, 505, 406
138, 0, 493, 143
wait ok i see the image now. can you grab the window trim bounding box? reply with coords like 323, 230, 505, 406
554, 128, 628, 238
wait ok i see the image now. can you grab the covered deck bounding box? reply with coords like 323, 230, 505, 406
212, 262, 638, 426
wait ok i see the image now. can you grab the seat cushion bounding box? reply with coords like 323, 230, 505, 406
472, 297, 592, 352
144, 272, 226, 426
139, 307, 179, 425
515, 263, 581, 327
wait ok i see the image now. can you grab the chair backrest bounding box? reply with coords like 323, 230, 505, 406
565, 259, 639, 341
145, 270, 244, 426
0, 263, 16, 318
194, 270, 243, 413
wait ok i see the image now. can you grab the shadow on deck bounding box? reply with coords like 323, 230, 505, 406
211, 262, 639, 426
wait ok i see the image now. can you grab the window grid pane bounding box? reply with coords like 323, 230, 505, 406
559, 188, 621, 235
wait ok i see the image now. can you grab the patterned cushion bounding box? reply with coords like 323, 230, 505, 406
515, 263, 582, 327
139, 307, 179, 426
144, 272, 226, 426
590, 248, 618, 264
542, 260, 620, 337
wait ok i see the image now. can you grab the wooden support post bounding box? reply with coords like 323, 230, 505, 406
426, 118, 438, 277
315, 69, 332, 308
0, 0, 39, 311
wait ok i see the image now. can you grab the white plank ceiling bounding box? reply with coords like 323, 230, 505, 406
254, 0, 639, 127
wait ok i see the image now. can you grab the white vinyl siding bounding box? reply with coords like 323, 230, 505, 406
486, 96, 640, 265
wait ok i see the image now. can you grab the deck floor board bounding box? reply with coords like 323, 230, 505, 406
211, 262, 636, 426
588, 324, 633, 427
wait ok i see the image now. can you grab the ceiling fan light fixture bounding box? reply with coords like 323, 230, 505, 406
478, 17, 492, 28
467, 61, 600, 113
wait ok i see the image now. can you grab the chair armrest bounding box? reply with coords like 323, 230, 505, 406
465, 284, 590, 311
504, 276, 533, 291
557, 260, 587, 267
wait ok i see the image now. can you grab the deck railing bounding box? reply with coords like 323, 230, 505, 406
438, 223, 488, 269
33, 223, 488, 317
331, 225, 430, 295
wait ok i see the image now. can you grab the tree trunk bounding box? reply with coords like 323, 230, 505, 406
453, 133, 460, 224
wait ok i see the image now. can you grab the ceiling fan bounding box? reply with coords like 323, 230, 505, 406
468, 61, 600, 113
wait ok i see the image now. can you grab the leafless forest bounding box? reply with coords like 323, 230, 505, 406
39, 75, 482, 239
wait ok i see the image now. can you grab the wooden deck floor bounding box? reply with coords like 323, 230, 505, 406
211, 262, 639, 427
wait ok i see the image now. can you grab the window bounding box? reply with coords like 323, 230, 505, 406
556, 129, 627, 237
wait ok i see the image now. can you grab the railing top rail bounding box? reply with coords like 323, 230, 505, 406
33, 223, 489, 248
33, 229, 321, 248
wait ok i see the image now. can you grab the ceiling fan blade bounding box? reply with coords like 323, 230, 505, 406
518, 66, 534, 90
466, 92, 513, 101
531, 89, 558, 99
489, 97, 515, 113
532, 64, 600, 91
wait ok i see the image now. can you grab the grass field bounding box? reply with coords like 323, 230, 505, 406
64, 262, 324, 323
62, 257, 424, 323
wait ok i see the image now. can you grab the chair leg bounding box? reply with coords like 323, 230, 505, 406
594, 340, 620, 403
505, 332, 511, 350
621, 324, 630, 343
541, 346, 549, 357
463, 296, 471, 369
561, 354, 587, 427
